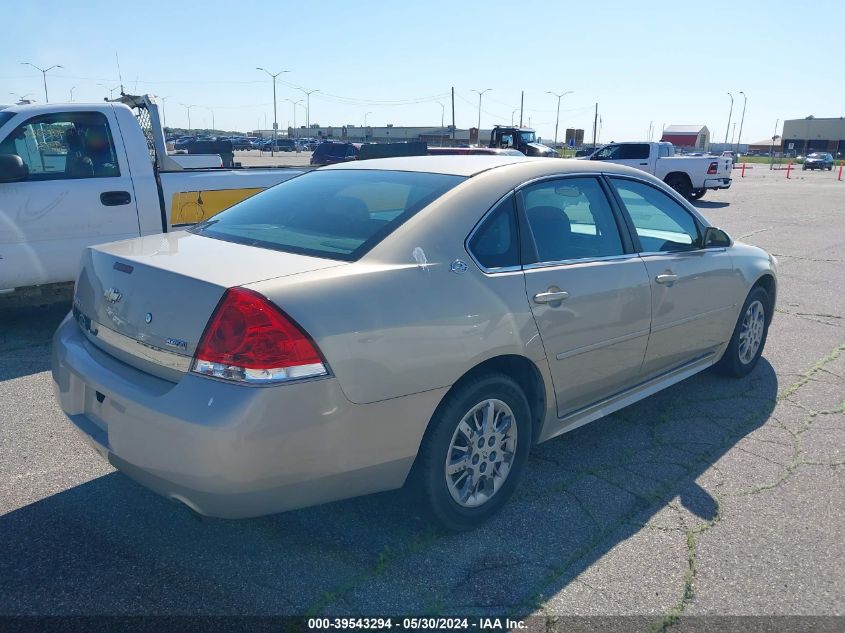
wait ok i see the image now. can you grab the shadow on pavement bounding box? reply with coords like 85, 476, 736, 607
0, 302, 71, 381
0, 360, 777, 616
692, 201, 730, 209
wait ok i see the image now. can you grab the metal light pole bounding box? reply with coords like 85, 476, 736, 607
202, 106, 216, 132
735, 91, 747, 154
511, 109, 519, 126
98, 84, 120, 100
770, 119, 779, 170
437, 102, 445, 145
298, 88, 319, 128
21, 62, 63, 103
69, 86, 75, 102
546, 90, 573, 146
159, 96, 170, 129
724, 92, 734, 147
286, 99, 303, 131
180, 103, 196, 134
257, 67, 290, 156
471, 88, 492, 134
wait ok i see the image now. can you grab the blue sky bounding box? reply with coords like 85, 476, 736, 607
2, 0, 843, 144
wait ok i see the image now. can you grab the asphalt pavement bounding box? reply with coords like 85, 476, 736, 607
0, 166, 842, 628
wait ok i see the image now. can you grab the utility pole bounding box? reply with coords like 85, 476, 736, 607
437, 102, 445, 145
592, 103, 598, 148
519, 90, 524, 127
69, 86, 75, 102
21, 62, 63, 103
724, 92, 734, 147
736, 91, 747, 154
257, 67, 290, 156
546, 90, 573, 146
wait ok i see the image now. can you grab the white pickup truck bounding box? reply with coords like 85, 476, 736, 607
0, 94, 305, 300
584, 141, 732, 201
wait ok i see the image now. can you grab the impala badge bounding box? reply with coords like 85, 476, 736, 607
165, 338, 188, 351
104, 287, 122, 304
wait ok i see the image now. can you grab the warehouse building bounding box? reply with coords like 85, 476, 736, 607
781, 117, 845, 157
660, 125, 710, 151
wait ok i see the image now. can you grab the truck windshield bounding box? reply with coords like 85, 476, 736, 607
191, 170, 466, 261
519, 131, 536, 144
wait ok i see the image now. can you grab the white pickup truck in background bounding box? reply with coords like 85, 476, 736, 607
0, 94, 305, 301
584, 141, 732, 201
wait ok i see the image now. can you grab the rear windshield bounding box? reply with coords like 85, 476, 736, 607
190, 169, 466, 261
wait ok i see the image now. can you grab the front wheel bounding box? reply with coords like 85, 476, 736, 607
413, 373, 532, 531
715, 286, 771, 377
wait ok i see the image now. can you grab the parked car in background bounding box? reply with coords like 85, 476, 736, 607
310, 141, 361, 165
721, 150, 738, 165
586, 141, 732, 200
803, 152, 834, 171
229, 137, 253, 150
53, 156, 776, 530
260, 138, 297, 152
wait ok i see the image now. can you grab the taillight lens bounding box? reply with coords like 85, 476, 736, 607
707, 161, 718, 174
192, 287, 327, 384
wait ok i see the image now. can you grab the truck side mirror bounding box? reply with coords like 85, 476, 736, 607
702, 226, 732, 248
0, 154, 29, 183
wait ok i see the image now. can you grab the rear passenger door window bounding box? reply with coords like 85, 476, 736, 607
518, 177, 625, 264
609, 178, 700, 252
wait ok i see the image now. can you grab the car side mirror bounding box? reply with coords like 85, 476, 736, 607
702, 226, 732, 248
0, 154, 29, 183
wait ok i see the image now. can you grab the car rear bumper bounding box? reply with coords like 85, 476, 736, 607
705, 177, 732, 189
51, 314, 444, 518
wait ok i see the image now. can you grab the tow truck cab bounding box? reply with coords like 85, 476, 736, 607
489, 126, 557, 157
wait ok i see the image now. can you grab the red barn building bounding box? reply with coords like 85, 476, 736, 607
661, 125, 710, 151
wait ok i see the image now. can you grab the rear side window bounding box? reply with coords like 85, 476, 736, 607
192, 170, 466, 261
468, 195, 519, 270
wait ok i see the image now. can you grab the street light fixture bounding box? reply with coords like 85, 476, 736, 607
298, 87, 319, 128
437, 102, 445, 145
546, 90, 573, 146
511, 109, 519, 126
98, 83, 120, 100
69, 86, 75, 102
201, 106, 216, 132
471, 89, 492, 133
735, 91, 747, 154
158, 96, 170, 129
724, 92, 734, 147
256, 67, 290, 156
179, 103, 196, 134
20, 62, 63, 103
286, 99, 303, 130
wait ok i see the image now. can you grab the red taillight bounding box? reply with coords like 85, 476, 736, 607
192, 287, 327, 384
707, 161, 718, 175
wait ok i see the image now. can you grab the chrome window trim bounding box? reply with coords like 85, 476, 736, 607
523, 253, 640, 271
638, 247, 728, 257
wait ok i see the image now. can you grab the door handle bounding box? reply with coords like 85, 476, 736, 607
100, 191, 132, 206
655, 273, 679, 284
533, 290, 569, 303
639, 162, 648, 165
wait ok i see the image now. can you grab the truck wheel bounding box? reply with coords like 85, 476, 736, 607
665, 175, 692, 200
689, 189, 706, 200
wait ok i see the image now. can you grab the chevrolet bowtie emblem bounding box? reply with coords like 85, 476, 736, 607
104, 287, 122, 304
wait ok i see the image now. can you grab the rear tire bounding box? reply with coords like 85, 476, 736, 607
665, 174, 693, 200
413, 373, 531, 531
715, 286, 771, 377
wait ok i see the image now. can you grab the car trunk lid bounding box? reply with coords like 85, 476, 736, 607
73, 231, 342, 382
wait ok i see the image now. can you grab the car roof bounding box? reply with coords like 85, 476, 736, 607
320, 155, 650, 178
